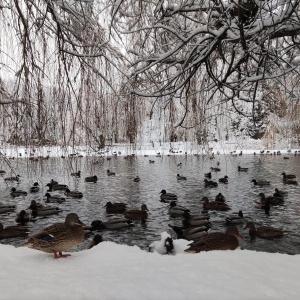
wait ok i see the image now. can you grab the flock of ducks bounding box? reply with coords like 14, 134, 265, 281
0, 153, 297, 258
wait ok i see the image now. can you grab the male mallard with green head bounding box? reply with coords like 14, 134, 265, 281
23, 213, 85, 258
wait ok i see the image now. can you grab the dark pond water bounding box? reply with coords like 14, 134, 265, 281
1, 153, 300, 255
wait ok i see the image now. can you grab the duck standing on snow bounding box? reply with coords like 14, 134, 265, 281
23, 213, 85, 258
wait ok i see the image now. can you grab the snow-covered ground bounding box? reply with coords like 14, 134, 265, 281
1, 237, 299, 300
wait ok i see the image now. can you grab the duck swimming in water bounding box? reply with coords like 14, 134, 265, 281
105, 202, 126, 214
160, 189, 178, 202
124, 204, 149, 220
201, 197, 230, 211
244, 222, 284, 239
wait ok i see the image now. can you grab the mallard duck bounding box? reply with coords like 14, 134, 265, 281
238, 166, 248, 172
30, 182, 40, 193
0, 170, 6, 174
86, 218, 134, 230
23, 213, 85, 258
88, 234, 103, 249
149, 232, 175, 255
45, 192, 66, 203
201, 197, 230, 211
251, 179, 270, 186
4, 175, 20, 182
185, 226, 244, 253
204, 172, 212, 179
244, 222, 283, 239
85, 175, 98, 182
204, 179, 218, 188
0, 204, 16, 214
215, 193, 226, 202
283, 178, 298, 185
28, 200, 61, 217
281, 172, 296, 179
168, 201, 189, 217
124, 204, 149, 220
258, 192, 284, 206
218, 176, 228, 183
107, 170, 115, 176
225, 210, 245, 224
160, 190, 177, 202
15, 210, 32, 225
105, 202, 126, 214
0, 223, 29, 240
168, 224, 209, 241
46, 183, 69, 191
182, 211, 210, 227
64, 189, 83, 199
10, 187, 27, 197
71, 170, 81, 177
177, 174, 187, 180
273, 188, 288, 198
149, 160, 155, 163
133, 176, 140, 182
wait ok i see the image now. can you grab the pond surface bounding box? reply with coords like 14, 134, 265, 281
1, 153, 300, 255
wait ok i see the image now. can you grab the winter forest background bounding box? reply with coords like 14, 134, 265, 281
1, 0, 300, 150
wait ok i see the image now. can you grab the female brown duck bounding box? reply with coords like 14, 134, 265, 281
23, 213, 85, 258
244, 222, 284, 239
185, 226, 244, 253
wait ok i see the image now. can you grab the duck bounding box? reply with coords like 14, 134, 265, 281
149, 160, 155, 163
204, 179, 218, 188
0, 170, 6, 175
85, 175, 98, 182
133, 176, 140, 182
225, 210, 245, 224
4, 175, 20, 182
86, 218, 134, 230
238, 166, 248, 172
281, 172, 296, 179
273, 188, 288, 198
0, 223, 29, 240
105, 202, 126, 214
88, 234, 103, 249
168, 224, 209, 241
29, 182, 40, 193
28, 200, 61, 217
10, 187, 27, 197
124, 204, 148, 220
244, 222, 283, 239
168, 201, 189, 217
107, 170, 115, 176
64, 189, 83, 199
182, 211, 210, 227
218, 176, 228, 183
185, 226, 244, 253
23, 213, 85, 258
201, 197, 230, 211
149, 232, 175, 255
211, 167, 221, 172
258, 192, 284, 206
251, 179, 270, 186
177, 174, 187, 180
215, 193, 226, 202
44, 192, 66, 203
71, 170, 81, 177
204, 172, 212, 179
283, 178, 298, 185
0, 204, 16, 214
160, 189, 177, 202
46, 183, 69, 191
15, 210, 32, 225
